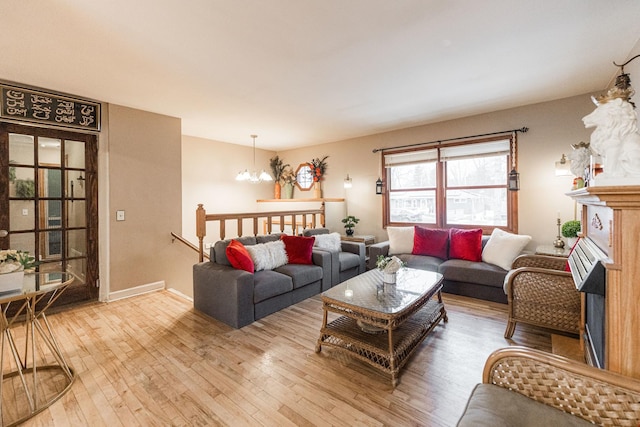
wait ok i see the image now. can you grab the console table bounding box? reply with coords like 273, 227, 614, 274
0, 272, 75, 426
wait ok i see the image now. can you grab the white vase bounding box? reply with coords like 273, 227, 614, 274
383, 272, 396, 284
567, 237, 578, 248
0, 270, 24, 293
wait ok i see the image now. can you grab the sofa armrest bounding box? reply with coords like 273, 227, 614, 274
341, 241, 366, 274
193, 262, 255, 328
504, 267, 574, 297
368, 241, 390, 270
312, 249, 333, 291
482, 347, 640, 425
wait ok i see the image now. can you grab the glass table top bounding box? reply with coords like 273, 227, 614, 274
322, 268, 443, 315
0, 271, 75, 303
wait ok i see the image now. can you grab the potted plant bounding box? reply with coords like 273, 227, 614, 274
561, 220, 581, 247
280, 167, 297, 199
269, 156, 289, 199
342, 215, 359, 236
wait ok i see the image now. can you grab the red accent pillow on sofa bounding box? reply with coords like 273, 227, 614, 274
412, 226, 449, 259
226, 239, 255, 272
449, 228, 483, 261
281, 235, 315, 264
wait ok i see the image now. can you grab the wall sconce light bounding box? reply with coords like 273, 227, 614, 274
555, 154, 572, 176
376, 177, 383, 195
508, 135, 520, 191
77, 173, 85, 188
508, 169, 520, 191
343, 174, 352, 188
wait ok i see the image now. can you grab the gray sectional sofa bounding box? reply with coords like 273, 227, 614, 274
368, 236, 509, 303
193, 234, 331, 328
302, 228, 366, 285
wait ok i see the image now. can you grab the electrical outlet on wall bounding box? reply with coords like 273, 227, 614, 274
116, 210, 125, 221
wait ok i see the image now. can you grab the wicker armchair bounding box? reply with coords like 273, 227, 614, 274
504, 254, 580, 339
458, 347, 640, 425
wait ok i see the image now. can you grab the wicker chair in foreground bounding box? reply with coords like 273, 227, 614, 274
503, 254, 580, 339
458, 346, 640, 426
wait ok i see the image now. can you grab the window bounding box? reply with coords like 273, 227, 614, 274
383, 136, 518, 233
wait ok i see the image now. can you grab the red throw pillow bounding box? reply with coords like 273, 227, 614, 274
280, 235, 315, 265
449, 228, 483, 261
413, 226, 449, 259
226, 239, 254, 273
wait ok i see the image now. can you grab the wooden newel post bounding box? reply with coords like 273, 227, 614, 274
196, 204, 206, 262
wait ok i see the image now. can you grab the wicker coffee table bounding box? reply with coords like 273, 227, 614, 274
315, 268, 447, 386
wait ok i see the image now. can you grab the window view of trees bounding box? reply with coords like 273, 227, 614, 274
384, 137, 516, 231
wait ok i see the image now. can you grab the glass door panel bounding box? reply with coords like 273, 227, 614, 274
2, 122, 98, 307
66, 200, 86, 227
67, 229, 86, 257
38, 137, 61, 166
65, 140, 85, 168
9, 133, 34, 165
9, 200, 35, 231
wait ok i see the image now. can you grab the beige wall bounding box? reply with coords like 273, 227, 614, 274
106, 105, 182, 294
181, 135, 276, 244
257, 93, 596, 251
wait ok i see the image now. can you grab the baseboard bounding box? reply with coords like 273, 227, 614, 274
108, 281, 165, 302
167, 287, 193, 302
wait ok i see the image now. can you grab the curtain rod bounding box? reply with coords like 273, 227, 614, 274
371, 126, 529, 153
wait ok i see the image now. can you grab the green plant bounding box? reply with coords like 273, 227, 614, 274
561, 220, 581, 238
15, 179, 35, 198
269, 156, 289, 182
341, 215, 359, 231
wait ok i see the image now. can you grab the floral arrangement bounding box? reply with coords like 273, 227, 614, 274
376, 255, 406, 273
0, 249, 37, 274
269, 156, 289, 182
307, 156, 329, 182
280, 167, 297, 184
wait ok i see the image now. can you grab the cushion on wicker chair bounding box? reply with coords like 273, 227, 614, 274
457, 384, 593, 427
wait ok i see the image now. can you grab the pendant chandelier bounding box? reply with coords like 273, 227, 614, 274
235, 134, 273, 183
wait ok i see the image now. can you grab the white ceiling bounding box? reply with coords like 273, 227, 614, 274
1, 1, 639, 150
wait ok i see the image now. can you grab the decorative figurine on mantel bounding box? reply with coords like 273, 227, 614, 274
582, 56, 640, 185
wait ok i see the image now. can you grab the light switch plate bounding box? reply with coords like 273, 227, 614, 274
116, 210, 125, 221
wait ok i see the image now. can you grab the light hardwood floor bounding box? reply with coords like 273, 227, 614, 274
9, 290, 577, 427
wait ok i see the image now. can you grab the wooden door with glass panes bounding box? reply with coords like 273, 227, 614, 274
0, 123, 98, 306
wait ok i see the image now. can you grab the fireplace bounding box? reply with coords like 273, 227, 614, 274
567, 237, 606, 369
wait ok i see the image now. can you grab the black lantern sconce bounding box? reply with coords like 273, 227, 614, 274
375, 177, 383, 195
508, 169, 520, 191
508, 131, 520, 191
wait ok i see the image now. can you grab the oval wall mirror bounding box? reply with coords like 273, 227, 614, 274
295, 163, 313, 191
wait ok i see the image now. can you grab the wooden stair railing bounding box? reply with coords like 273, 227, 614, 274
195, 203, 326, 262
171, 232, 210, 260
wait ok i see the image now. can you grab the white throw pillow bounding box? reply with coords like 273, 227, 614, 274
387, 226, 415, 255
482, 228, 531, 270
314, 232, 342, 252
245, 240, 288, 271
